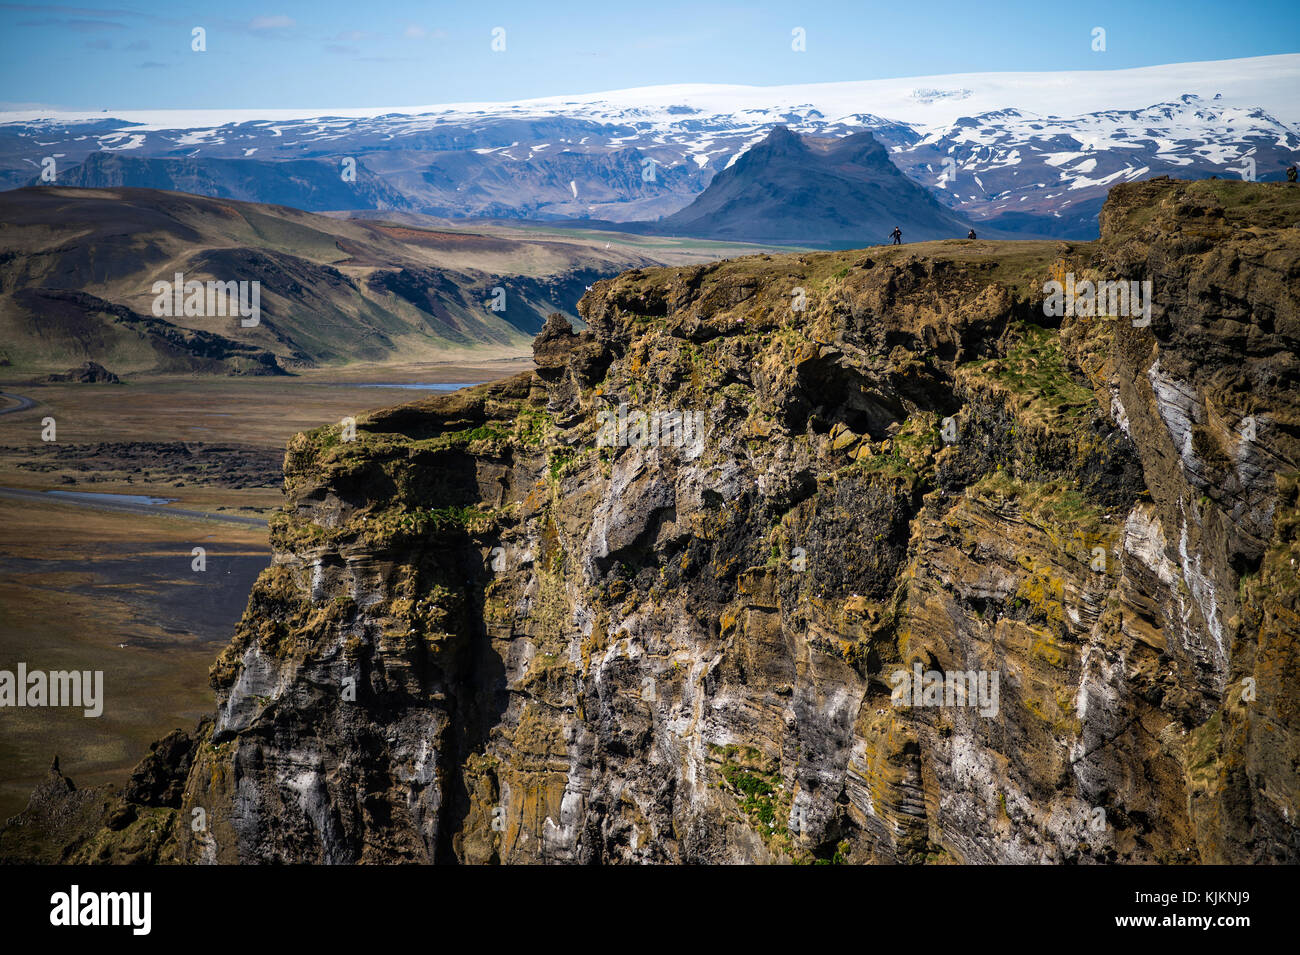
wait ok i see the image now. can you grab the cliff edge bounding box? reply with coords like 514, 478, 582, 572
6, 178, 1298, 864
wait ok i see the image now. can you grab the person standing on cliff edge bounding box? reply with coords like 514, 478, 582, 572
890, 226, 902, 245
1288, 164, 1297, 183
967, 228, 977, 239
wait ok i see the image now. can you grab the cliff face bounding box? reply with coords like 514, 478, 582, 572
9, 178, 1298, 864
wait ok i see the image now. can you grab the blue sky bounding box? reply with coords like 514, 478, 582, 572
1, 0, 1297, 110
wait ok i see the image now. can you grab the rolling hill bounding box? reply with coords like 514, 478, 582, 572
0, 186, 665, 377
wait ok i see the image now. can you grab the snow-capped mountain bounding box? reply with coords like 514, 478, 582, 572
2, 54, 1296, 237
897, 95, 1300, 236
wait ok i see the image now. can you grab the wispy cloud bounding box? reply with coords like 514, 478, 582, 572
248, 14, 294, 31
17, 16, 127, 31
1, 3, 140, 15
403, 25, 446, 40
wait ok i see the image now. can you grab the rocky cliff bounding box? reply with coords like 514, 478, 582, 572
6, 177, 1298, 864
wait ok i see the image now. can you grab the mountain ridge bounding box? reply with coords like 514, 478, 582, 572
4, 55, 1296, 237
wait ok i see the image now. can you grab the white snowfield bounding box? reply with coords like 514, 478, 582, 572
4, 54, 1294, 231
3, 53, 1297, 132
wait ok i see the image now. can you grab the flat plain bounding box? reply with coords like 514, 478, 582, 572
0, 359, 532, 820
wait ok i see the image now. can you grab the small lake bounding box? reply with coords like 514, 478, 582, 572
47, 490, 177, 506
353, 382, 484, 391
